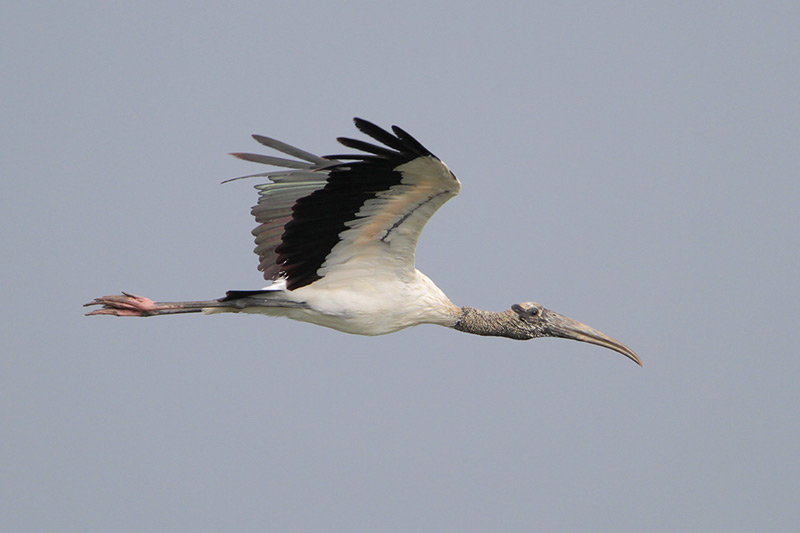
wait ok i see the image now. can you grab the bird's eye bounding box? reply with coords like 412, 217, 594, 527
527, 308, 539, 317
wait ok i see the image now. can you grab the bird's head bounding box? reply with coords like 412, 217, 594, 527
510, 302, 641, 366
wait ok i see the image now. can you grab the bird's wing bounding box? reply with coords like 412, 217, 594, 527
231, 118, 461, 290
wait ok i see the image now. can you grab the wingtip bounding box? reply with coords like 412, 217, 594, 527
352, 117, 370, 131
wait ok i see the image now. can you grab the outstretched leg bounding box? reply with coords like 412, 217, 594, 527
85, 290, 309, 317
84, 292, 226, 317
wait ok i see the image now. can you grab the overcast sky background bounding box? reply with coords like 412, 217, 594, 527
2, 2, 799, 531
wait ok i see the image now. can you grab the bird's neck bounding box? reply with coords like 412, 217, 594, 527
453, 307, 529, 340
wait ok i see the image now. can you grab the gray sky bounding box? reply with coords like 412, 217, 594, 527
2, 2, 798, 531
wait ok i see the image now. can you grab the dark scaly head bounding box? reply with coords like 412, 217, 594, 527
509, 302, 641, 365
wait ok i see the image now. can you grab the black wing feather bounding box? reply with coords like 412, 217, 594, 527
245, 118, 440, 290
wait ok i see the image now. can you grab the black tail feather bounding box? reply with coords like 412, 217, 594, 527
220, 290, 274, 301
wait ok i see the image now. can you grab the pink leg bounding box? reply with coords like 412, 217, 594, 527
84, 291, 291, 317
84, 292, 162, 316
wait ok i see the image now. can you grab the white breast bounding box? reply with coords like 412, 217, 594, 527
266, 268, 460, 336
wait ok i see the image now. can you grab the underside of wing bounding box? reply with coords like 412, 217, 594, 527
232, 118, 461, 290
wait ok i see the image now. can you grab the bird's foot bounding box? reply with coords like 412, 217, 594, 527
84, 291, 158, 317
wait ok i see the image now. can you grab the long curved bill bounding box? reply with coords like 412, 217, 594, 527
545, 311, 641, 366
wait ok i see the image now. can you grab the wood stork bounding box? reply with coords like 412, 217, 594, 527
86, 118, 640, 365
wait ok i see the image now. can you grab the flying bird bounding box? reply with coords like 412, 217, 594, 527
86, 119, 640, 365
